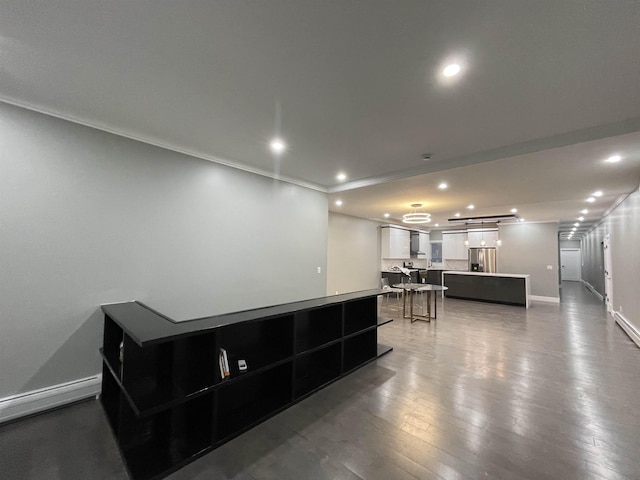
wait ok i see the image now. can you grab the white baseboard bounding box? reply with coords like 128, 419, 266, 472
582, 280, 604, 301
529, 295, 560, 303
614, 311, 640, 348
0, 374, 101, 424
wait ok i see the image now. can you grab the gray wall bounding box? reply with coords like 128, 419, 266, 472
582, 227, 605, 295
327, 213, 381, 295
498, 222, 560, 298
0, 103, 328, 398
582, 187, 640, 336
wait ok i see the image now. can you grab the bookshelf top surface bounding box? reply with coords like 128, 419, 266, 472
102, 289, 383, 346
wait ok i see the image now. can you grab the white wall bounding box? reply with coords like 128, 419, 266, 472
327, 213, 380, 295
0, 103, 328, 398
498, 222, 560, 299
582, 187, 640, 344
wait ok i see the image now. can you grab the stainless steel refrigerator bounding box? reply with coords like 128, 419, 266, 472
468, 247, 496, 273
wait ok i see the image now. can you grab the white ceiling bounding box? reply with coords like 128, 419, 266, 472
2, 1, 640, 239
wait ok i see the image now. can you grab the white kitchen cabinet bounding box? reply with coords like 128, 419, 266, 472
417, 232, 430, 259
381, 227, 410, 259
442, 232, 467, 259
467, 230, 498, 248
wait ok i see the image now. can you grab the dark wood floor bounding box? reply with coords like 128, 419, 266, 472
2, 281, 639, 479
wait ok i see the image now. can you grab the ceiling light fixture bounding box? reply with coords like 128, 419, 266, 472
581, 209, 589, 214
448, 213, 519, 224
574, 223, 580, 227
593, 190, 603, 197
454, 213, 461, 217
434, 223, 439, 227
269, 138, 287, 154
586, 197, 596, 203
336, 172, 347, 181
605, 155, 621, 163
510, 208, 518, 213
438, 182, 448, 190
578, 216, 584, 221
467, 204, 475, 210
402, 203, 431, 224
383, 213, 390, 218
520, 218, 525, 222
335, 200, 343, 206
443, 64, 461, 77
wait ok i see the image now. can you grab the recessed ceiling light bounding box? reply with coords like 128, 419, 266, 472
467, 204, 475, 209
578, 216, 584, 221
520, 218, 525, 222
336, 172, 347, 182
586, 197, 596, 203
384, 213, 390, 218
454, 212, 461, 217
581, 209, 589, 214
269, 138, 287, 154
605, 155, 621, 163
434, 223, 439, 227
510, 208, 518, 213
572, 227, 577, 231
443, 64, 461, 77
335, 200, 343, 206
438, 182, 448, 190
574, 223, 580, 227
592, 190, 603, 197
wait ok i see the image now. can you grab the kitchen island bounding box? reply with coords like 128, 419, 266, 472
443, 271, 530, 308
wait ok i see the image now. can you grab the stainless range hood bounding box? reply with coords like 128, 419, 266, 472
410, 231, 425, 256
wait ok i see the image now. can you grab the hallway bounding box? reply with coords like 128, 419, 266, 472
1, 282, 639, 479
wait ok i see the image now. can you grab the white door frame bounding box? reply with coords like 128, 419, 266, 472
603, 234, 613, 313
560, 248, 582, 281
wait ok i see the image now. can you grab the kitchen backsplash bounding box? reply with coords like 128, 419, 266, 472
444, 259, 468, 271
380, 259, 429, 271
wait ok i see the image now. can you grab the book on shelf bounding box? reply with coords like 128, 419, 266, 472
219, 348, 230, 378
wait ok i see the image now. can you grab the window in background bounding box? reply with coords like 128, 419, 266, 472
431, 242, 442, 263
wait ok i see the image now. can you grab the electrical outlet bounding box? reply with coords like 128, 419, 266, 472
317, 266, 322, 274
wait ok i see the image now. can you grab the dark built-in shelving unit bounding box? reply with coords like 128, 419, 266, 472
100, 290, 392, 480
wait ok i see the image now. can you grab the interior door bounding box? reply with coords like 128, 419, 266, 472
560, 249, 581, 281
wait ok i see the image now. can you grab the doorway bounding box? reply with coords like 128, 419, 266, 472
603, 234, 613, 313
560, 248, 581, 281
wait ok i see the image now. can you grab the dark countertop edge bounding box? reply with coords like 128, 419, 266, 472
102, 289, 384, 347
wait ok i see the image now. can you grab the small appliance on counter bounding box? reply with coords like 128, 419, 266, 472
403, 261, 414, 268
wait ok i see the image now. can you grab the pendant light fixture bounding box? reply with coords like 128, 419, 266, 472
402, 203, 431, 224
480, 222, 486, 246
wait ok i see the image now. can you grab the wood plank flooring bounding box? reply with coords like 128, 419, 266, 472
1, 281, 639, 479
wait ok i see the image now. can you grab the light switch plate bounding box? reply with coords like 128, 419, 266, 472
547, 265, 553, 270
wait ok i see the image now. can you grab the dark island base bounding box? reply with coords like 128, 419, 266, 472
443, 274, 527, 307
445, 295, 526, 307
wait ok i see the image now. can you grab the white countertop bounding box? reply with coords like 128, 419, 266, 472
442, 271, 530, 278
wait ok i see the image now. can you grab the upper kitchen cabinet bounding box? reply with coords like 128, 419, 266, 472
442, 231, 467, 259
381, 226, 410, 259
467, 229, 499, 248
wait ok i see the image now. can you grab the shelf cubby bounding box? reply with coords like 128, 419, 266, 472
215, 361, 293, 441
344, 329, 378, 372
119, 393, 214, 480
171, 332, 218, 395
217, 314, 293, 376
344, 298, 377, 335
295, 305, 342, 353
294, 343, 342, 399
